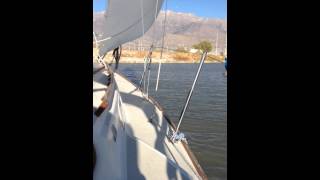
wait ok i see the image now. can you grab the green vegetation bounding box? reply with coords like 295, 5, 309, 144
192, 41, 213, 52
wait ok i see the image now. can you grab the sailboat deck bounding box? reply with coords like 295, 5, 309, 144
93, 62, 206, 179
114, 72, 200, 179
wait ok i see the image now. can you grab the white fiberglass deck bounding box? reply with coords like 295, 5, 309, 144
93, 66, 204, 180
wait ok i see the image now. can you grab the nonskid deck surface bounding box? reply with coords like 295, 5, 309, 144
113, 72, 200, 178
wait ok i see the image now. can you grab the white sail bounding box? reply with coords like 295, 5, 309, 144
96, 0, 163, 56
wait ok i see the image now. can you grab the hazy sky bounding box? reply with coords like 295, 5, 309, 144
93, 0, 227, 19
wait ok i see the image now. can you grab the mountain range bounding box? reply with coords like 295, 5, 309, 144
93, 10, 227, 53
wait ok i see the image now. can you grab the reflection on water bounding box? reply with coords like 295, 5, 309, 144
118, 63, 227, 180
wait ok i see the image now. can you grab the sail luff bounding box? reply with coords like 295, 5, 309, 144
96, 0, 164, 56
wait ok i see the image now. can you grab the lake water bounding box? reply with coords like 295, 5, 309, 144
118, 63, 227, 180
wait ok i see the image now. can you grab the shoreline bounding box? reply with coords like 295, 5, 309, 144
110, 57, 224, 64
94, 48, 225, 64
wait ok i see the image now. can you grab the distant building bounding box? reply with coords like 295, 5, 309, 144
189, 48, 199, 53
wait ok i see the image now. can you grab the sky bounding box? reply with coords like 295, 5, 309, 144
93, 0, 227, 19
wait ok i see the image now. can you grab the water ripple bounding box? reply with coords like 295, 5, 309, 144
119, 63, 227, 180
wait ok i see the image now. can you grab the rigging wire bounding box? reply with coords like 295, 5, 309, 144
140, 0, 145, 52
156, 0, 168, 91
160, 0, 168, 59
